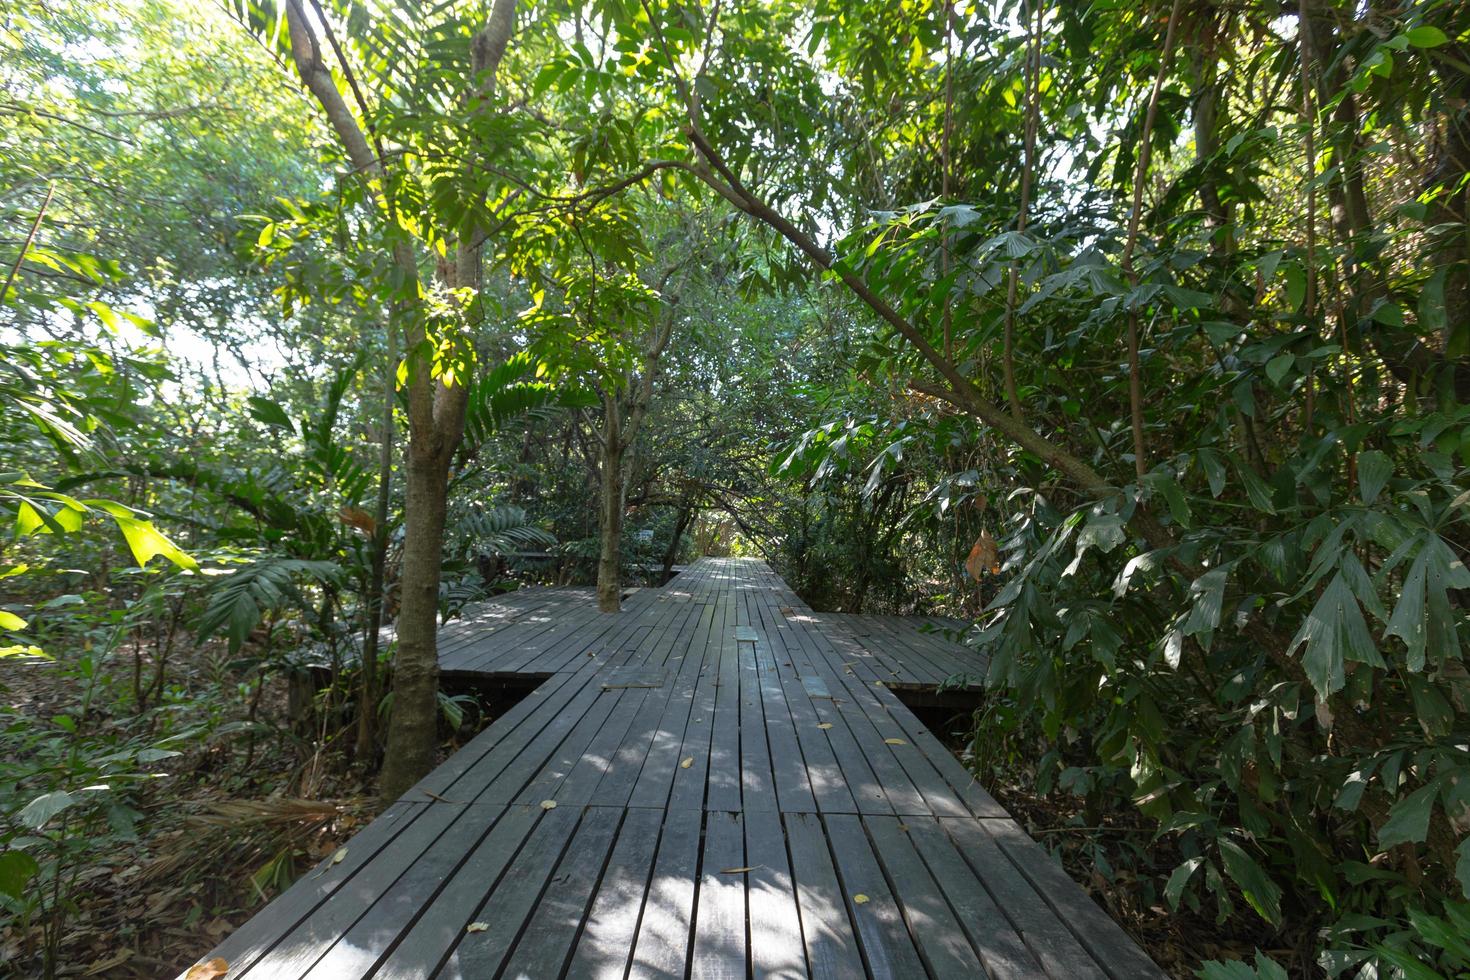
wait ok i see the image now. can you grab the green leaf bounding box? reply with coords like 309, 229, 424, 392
1287, 572, 1380, 701
0, 850, 39, 899
1356, 450, 1393, 504
1218, 838, 1283, 926
1377, 781, 1438, 849
19, 790, 77, 829
247, 395, 296, 433
111, 515, 198, 571
1404, 25, 1449, 48
1265, 354, 1294, 385
1164, 856, 1202, 909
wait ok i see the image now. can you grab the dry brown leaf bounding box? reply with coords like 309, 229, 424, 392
680, 757, 694, 769
84, 950, 132, 976
965, 529, 1000, 580
338, 506, 376, 535
184, 958, 229, 980
466, 921, 490, 933
883, 738, 907, 746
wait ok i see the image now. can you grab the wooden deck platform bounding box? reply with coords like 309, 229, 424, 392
185, 558, 1162, 979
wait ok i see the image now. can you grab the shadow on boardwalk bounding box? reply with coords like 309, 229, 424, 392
179, 558, 1163, 979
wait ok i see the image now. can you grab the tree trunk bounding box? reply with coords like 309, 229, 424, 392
355, 336, 395, 762
597, 399, 625, 612
660, 502, 693, 584
378, 440, 451, 800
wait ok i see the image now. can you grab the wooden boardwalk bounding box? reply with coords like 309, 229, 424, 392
185, 558, 1162, 979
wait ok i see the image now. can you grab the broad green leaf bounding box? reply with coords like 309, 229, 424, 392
1182, 566, 1228, 636
111, 515, 198, 571
1356, 450, 1393, 504
19, 790, 77, 829
1377, 781, 1439, 849
1404, 25, 1449, 48
1164, 856, 1202, 909
1218, 838, 1283, 926
1287, 572, 1379, 701
0, 850, 39, 899
247, 395, 295, 432
0, 610, 27, 631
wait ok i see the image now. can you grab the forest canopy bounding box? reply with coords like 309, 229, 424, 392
2, 0, 1469, 976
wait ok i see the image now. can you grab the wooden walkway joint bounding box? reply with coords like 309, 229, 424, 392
185, 558, 1163, 979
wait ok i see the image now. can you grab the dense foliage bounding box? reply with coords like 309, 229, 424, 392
1, 0, 1467, 976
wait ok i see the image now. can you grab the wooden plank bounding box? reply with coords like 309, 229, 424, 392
691, 811, 747, 979
439, 805, 584, 978
367, 802, 544, 978
499, 806, 625, 980
752, 637, 817, 813
985, 818, 1167, 980
864, 815, 986, 980
630, 805, 703, 975
783, 811, 866, 979
940, 816, 1109, 979
744, 807, 807, 979
295, 805, 508, 979
627, 600, 718, 810
801, 674, 832, 699
822, 813, 927, 979
240, 801, 472, 978
705, 608, 744, 812
599, 666, 668, 689
565, 806, 665, 977
750, 594, 858, 814
903, 817, 1041, 979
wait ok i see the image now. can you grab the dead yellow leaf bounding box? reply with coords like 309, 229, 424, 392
466, 921, 490, 933
719, 866, 754, 874
883, 738, 907, 746
680, 757, 694, 769
853, 894, 870, 905
331, 847, 347, 864
540, 799, 557, 810
184, 959, 229, 980
816, 722, 833, 730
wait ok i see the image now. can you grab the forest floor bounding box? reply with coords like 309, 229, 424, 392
0, 644, 409, 979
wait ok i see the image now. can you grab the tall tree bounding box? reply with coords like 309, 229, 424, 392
280, 0, 518, 801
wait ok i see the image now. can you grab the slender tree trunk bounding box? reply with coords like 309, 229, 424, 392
379, 440, 452, 798
660, 502, 693, 583
597, 395, 625, 613
356, 334, 395, 762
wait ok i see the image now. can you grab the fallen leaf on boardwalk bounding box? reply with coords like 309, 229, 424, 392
540, 799, 557, 810
184, 959, 229, 980
680, 757, 694, 769
883, 738, 907, 746
853, 894, 870, 904
466, 922, 490, 933
874, 680, 885, 687
720, 866, 754, 874
331, 847, 348, 864
817, 723, 833, 730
